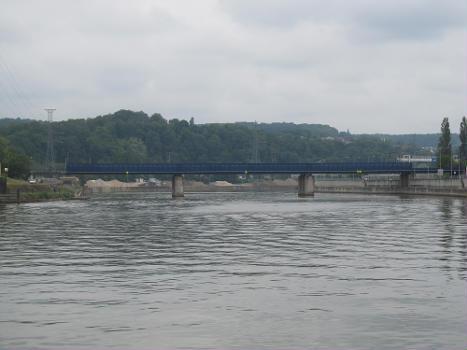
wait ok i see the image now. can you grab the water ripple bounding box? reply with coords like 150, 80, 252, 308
0, 192, 465, 349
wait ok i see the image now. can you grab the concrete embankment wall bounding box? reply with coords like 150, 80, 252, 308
85, 184, 297, 194
315, 177, 467, 197
83, 176, 467, 198
185, 184, 297, 192
85, 186, 170, 194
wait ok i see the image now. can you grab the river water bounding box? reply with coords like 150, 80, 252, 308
0, 192, 465, 349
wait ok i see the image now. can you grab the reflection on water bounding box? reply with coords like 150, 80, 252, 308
439, 199, 454, 266
0, 192, 466, 349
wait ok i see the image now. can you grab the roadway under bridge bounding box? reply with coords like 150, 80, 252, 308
66, 162, 445, 197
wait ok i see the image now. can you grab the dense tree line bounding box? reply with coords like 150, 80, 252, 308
0, 136, 31, 178
460, 117, 467, 170
0, 110, 420, 172
373, 133, 460, 148
0, 118, 34, 128
236, 122, 339, 138
437, 118, 452, 168
436, 116, 466, 170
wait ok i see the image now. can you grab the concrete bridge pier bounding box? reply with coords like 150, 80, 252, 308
298, 174, 315, 197
172, 175, 184, 198
400, 172, 413, 188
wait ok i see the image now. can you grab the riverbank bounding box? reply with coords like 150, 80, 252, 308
0, 177, 86, 204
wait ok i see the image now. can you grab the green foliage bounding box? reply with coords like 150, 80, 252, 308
0, 118, 35, 128
5, 151, 30, 178
236, 122, 339, 138
460, 116, 467, 170
21, 190, 74, 201
7, 182, 76, 201
0, 137, 7, 161
5, 177, 29, 186
0, 109, 425, 167
437, 118, 452, 168
0, 136, 31, 179
373, 133, 460, 148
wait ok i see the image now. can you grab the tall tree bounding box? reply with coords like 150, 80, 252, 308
437, 118, 452, 168
0, 136, 31, 178
460, 116, 467, 171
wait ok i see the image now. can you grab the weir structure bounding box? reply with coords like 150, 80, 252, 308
66, 162, 447, 198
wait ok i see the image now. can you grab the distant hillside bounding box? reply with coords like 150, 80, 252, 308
3, 117, 460, 149
0, 110, 417, 167
239, 124, 462, 149
0, 118, 36, 128
236, 122, 339, 138
369, 134, 460, 149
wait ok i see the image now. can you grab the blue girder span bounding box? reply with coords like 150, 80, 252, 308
66, 162, 425, 175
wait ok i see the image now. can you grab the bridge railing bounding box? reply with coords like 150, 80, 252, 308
66, 162, 417, 175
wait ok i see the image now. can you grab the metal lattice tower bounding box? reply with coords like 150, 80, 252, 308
45, 108, 56, 171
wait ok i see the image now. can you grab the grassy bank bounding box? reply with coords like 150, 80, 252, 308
20, 190, 75, 201
1, 177, 81, 203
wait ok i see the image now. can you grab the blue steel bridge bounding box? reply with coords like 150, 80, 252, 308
66, 162, 441, 197
66, 162, 438, 175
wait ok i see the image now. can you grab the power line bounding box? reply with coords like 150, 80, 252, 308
0, 75, 23, 117
0, 52, 38, 118
0, 54, 36, 112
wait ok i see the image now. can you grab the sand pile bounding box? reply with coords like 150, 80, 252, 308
85, 179, 141, 188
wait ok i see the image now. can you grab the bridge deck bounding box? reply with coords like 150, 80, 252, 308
65, 162, 440, 175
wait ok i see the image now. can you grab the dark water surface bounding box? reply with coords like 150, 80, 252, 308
0, 192, 466, 349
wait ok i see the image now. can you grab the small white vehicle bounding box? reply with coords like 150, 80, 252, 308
28, 179, 37, 184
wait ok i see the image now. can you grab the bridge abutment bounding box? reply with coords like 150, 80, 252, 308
298, 174, 314, 197
172, 175, 184, 198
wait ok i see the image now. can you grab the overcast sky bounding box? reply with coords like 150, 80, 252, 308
0, 0, 465, 133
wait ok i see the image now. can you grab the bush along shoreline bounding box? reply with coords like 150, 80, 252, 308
0, 177, 87, 204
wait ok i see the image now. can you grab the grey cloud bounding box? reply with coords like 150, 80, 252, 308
0, 22, 28, 45
351, 0, 466, 42
0, 0, 464, 133
219, 0, 466, 41
75, 5, 178, 38
218, 0, 326, 27
95, 66, 149, 94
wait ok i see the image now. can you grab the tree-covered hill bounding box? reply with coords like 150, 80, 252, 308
235, 122, 339, 138
0, 118, 35, 128
0, 110, 420, 169
369, 133, 460, 148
